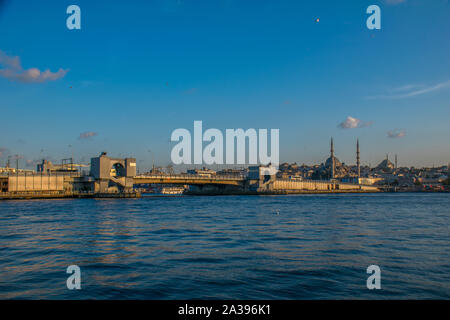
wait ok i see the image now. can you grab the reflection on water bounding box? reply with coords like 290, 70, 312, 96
0, 193, 449, 299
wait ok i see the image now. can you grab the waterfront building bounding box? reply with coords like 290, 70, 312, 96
216, 168, 247, 177
186, 167, 216, 177
36, 159, 87, 173
0, 167, 34, 174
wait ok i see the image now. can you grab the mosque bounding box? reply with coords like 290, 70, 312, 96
316, 137, 400, 180
375, 154, 395, 173
313, 138, 353, 180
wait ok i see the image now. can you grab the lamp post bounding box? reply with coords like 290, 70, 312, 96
148, 149, 154, 173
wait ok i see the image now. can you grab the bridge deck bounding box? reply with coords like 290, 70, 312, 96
134, 174, 245, 186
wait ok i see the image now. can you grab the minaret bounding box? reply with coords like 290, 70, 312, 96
331, 137, 335, 179
356, 139, 360, 179
395, 154, 398, 170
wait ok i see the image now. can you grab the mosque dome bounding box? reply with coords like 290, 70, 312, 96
325, 155, 342, 169
376, 156, 395, 171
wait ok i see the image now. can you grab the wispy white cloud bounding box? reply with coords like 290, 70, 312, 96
338, 116, 373, 129
78, 131, 98, 140
387, 129, 406, 138
0, 50, 68, 83
389, 84, 424, 93
367, 80, 450, 100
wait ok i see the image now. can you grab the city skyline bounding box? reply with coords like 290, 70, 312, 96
1, 137, 448, 173
1, 0, 450, 168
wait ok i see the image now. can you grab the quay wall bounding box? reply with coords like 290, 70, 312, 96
273, 179, 332, 191
270, 179, 380, 193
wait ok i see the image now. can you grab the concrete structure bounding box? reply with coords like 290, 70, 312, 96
7, 174, 64, 192
90, 152, 136, 193
248, 164, 278, 180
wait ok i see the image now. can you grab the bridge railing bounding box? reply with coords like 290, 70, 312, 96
0, 172, 82, 178
134, 174, 246, 181
275, 178, 332, 183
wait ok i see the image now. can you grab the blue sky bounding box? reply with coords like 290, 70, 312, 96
0, 0, 449, 170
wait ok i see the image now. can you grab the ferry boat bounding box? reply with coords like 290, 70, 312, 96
160, 186, 185, 195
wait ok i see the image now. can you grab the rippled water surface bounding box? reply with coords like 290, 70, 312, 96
0, 193, 449, 299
